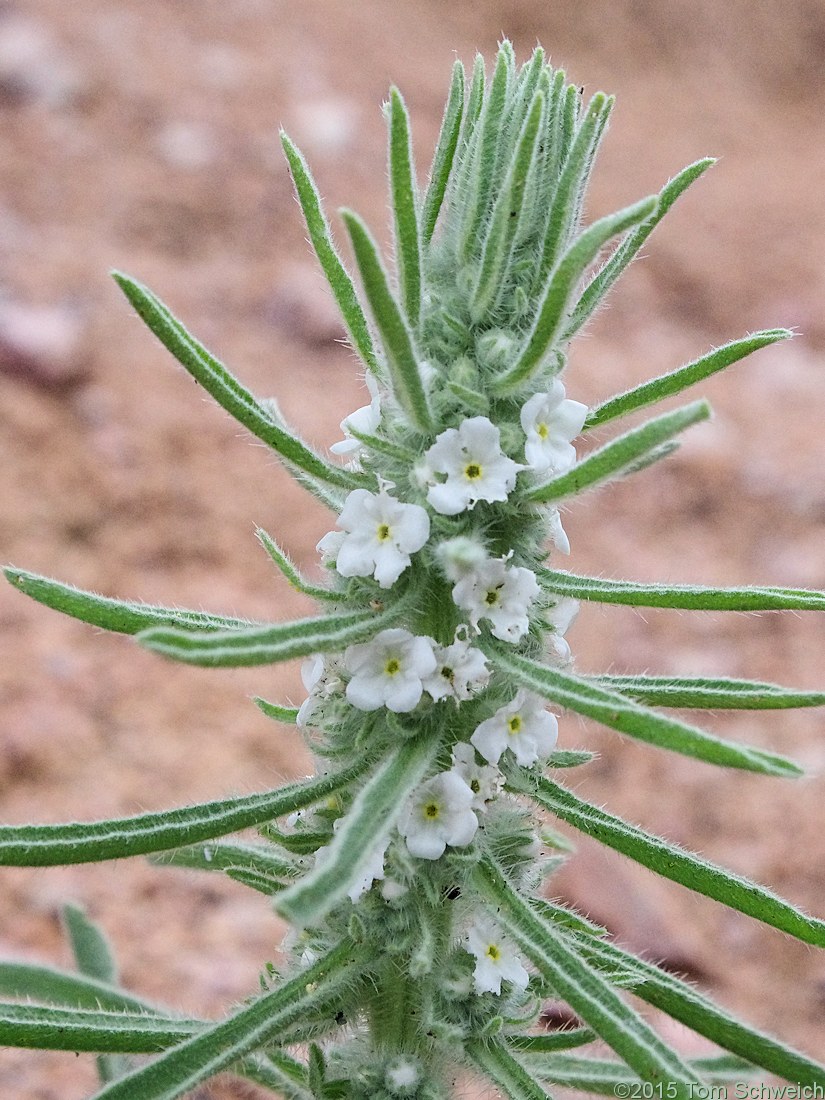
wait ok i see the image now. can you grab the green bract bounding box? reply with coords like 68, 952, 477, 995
3, 42, 824, 1099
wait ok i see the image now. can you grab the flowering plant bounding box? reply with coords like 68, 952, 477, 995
3, 42, 825, 1099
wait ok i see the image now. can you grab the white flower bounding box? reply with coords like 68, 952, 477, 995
322, 487, 430, 589
398, 771, 478, 860
423, 636, 491, 702
465, 916, 529, 995
546, 596, 579, 663
330, 372, 381, 454
314, 819, 387, 903
520, 382, 588, 473
547, 507, 570, 555
450, 742, 502, 812
470, 690, 558, 766
452, 557, 540, 642
296, 654, 344, 728
344, 628, 437, 712
421, 416, 524, 515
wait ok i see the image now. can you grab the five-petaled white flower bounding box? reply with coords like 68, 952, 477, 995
520, 382, 588, 473
423, 636, 491, 702
330, 372, 382, 455
471, 690, 558, 766
465, 916, 529, 995
398, 771, 479, 860
421, 416, 524, 515
452, 556, 539, 642
344, 628, 437, 712
450, 741, 502, 812
323, 487, 430, 589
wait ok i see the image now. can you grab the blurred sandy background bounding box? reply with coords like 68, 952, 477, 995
1, 1, 824, 1095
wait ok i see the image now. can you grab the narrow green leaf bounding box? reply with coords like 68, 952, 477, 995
0, 1001, 202, 1054
0, 961, 169, 1015
63, 906, 130, 1081
596, 673, 825, 710
277, 734, 441, 926
515, 47, 545, 101
345, 425, 415, 461
586, 330, 792, 430
568, 92, 612, 234
534, 898, 608, 939
421, 60, 465, 245
507, 1028, 596, 1054
525, 400, 709, 503
255, 528, 341, 602
511, 772, 825, 946
4, 567, 258, 636
90, 941, 361, 1100
253, 697, 300, 723
459, 44, 512, 261
280, 131, 378, 374
542, 69, 568, 191
341, 210, 433, 433
488, 644, 803, 776
63, 904, 118, 986
565, 158, 715, 339
113, 273, 366, 492
574, 934, 825, 1087
538, 567, 825, 611
0, 763, 365, 866
465, 1037, 554, 1100
150, 840, 294, 884
496, 195, 657, 392
473, 858, 699, 1091
238, 1052, 312, 1100
388, 87, 422, 325
138, 600, 401, 668
471, 91, 545, 323
458, 54, 485, 152
524, 1053, 750, 1094
536, 92, 613, 283
558, 83, 582, 169
548, 749, 594, 768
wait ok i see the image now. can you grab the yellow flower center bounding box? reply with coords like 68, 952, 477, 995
464, 462, 482, 480
484, 588, 501, 607
376, 523, 392, 541
385, 658, 401, 676
507, 715, 522, 735
441, 666, 455, 683
537, 421, 549, 440
485, 943, 501, 961
423, 800, 441, 820
470, 778, 481, 794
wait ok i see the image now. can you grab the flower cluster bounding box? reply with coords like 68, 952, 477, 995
300, 383, 584, 992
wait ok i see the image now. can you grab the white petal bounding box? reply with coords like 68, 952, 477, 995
470, 715, 508, 764
345, 673, 387, 711
404, 830, 447, 860
547, 509, 570, 555
551, 398, 589, 440
427, 480, 468, 516
446, 806, 479, 847
384, 674, 425, 713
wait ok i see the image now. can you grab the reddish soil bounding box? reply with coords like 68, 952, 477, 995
1, 1, 824, 1096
